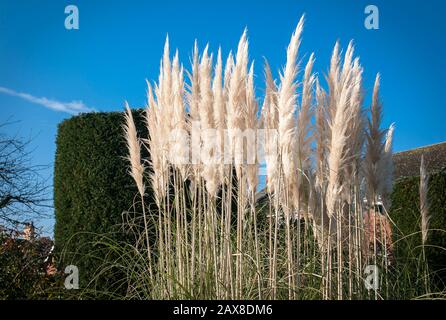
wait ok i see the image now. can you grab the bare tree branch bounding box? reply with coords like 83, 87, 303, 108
0, 122, 51, 231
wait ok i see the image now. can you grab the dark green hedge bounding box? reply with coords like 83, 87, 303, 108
390, 169, 446, 287
54, 110, 152, 295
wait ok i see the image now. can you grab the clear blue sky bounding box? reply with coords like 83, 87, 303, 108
1, 0, 445, 235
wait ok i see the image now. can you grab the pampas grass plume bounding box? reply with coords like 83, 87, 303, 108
124, 102, 145, 197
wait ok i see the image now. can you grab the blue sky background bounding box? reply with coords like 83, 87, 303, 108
0, 0, 445, 236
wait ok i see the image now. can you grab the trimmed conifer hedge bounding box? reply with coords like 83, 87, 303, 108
54, 110, 152, 294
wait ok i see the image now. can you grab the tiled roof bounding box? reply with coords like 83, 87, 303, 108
393, 141, 446, 179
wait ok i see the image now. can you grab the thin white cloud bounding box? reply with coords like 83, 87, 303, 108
0, 86, 94, 114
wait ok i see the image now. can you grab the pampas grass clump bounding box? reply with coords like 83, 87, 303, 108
116, 16, 440, 300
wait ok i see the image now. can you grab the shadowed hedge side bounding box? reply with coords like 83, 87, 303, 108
54, 110, 152, 295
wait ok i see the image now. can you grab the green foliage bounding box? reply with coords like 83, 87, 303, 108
0, 233, 62, 299
390, 169, 446, 289
54, 110, 152, 295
